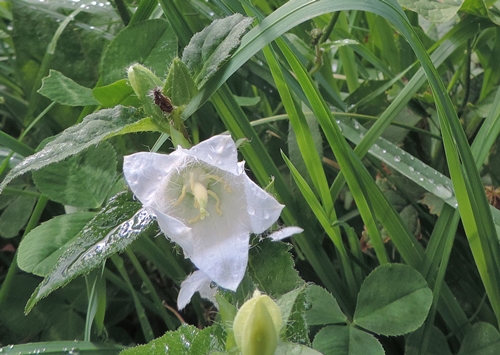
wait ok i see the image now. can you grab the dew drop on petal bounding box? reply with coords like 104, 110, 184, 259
247, 206, 255, 215
263, 211, 270, 219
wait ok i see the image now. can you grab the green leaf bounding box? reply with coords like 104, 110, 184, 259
118, 324, 224, 355
406, 326, 452, 355
101, 19, 178, 85
275, 342, 323, 355
233, 95, 260, 107
248, 239, 303, 298
305, 285, 347, 326
312, 325, 385, 355
0, 341, 125, 354
32, 143, 117, 208
25, 192, 155, 313
397, 0, 464, 23
38, 69, 100, 106
18, 212, 95, 277
164, 57, 198, 106
353, 264, 433, 336
458, 322, 500, 355
92, 79, 139, 108
0, 193, 37, 238
0, 106, 149, 194
277, 287, 310, 345
181, 14, 253, 86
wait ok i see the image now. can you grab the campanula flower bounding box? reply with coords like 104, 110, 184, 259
123, 135, 284, 304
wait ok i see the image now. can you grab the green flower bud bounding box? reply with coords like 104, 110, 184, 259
127, 64, 163, 117
233, 290, 282, 355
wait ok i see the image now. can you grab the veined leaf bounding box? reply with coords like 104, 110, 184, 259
0, 106, 155, 194
38, 70, 100, 106
25, 192, 155, 313
181, 13, 253, 86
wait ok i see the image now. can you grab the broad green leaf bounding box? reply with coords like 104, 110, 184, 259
92, 79, 139, 108
0, 193, 37, 238
0, 106, 152, 194
353, 264, 433, 336
101, 19, 177, 85
275, 342, 323, 355
312, 325, 384, 355
181, 14, 253, 86
278, 287, 309, 345
18, 212, 95, 277
397, 0, 464, 23
38, 70, 99, 106
118, 324, 224, 355
164, 57, 198, 106
305, 285, 347, 326
248, 239, 302, 298
406, 326, 453, 355
0, 341, 125, 354
458, 322, 500, 355
32, 143, 117, 208
25, 192, 155, 313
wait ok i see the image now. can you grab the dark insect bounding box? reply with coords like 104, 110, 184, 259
152, 88, 173, 114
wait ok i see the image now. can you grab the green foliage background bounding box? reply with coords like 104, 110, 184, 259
1, 0, 500, 354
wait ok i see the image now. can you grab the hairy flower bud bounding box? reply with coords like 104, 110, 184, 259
233, 290, 282, 355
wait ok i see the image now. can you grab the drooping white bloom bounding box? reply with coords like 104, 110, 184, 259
177, 270, 217, 310
123, 135, 284, 297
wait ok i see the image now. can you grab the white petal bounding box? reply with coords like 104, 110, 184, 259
151, 207, 194, 257
267, 226, 303, 241
243, 177, 284, 234
177, 270, 218, 310
123, 151, 186, 209
190, 226, 250, 291
184, 135, 240, 174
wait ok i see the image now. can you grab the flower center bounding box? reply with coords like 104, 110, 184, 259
172, 166, 231, 223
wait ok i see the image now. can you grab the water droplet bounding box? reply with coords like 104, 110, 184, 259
394, 156, 401, 162
401, 151, 406, 155
410, 156, 414, 161
263, 211, 270, 219
433, 184, 453, 199
360, 132, 365, 138
409, 166, 414, 172
381, 149, 387, 154
247, 206, 255, 215
419, 177, 424, 181
428, 178, 434, 184
354, 121, 360, 129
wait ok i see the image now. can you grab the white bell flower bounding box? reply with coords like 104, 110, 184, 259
123, 135, 284, 296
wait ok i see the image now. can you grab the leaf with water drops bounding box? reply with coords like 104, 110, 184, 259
25, 191, 155, 313
0, 341, 126, 354
0, 106, 153, 194
18, 212, 96, 277
118, 324, 224, 355
181, 13, 254, 86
